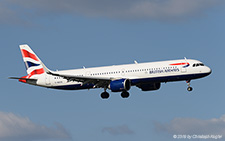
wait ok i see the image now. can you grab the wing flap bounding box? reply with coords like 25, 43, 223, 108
47, 71, 112, 88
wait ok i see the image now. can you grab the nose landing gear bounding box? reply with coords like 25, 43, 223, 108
186, 80, 193, 91
187, 86, 193, 91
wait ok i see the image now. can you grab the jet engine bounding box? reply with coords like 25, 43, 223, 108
137, 83, 161, 91
109, 79, 131, 92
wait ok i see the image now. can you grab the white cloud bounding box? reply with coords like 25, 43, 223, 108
0, 111, 71, 141
0, 0, 223, 24
102, 124, 134, 136
154, 115, 225, 135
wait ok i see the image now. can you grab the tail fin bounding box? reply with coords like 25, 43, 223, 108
19, 44, 49, 78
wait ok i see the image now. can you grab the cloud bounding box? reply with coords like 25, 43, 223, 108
0, 0, 223, 24
0, 111, 71, 141
154, 115, 225, 135
102, 124, 134, 136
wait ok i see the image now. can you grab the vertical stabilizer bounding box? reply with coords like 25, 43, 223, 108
19, 44, 48, 78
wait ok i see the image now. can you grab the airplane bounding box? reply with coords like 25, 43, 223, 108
9, 44, 212, 99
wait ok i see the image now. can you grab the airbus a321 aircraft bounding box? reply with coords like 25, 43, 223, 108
10, 44, 212, 99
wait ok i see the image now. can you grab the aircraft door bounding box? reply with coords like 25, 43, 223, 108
45, 74, 51, 85
85, 71, 91, 76
181, 66, 187, 73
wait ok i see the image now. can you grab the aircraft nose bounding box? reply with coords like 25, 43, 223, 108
206, 66, 212, 75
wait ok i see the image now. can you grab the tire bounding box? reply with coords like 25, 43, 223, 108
121, 91, 129, 98
101, 92, 109, 99
187, 87, 193, 91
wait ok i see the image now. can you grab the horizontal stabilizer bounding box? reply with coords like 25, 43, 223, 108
8, 77, 37, 81
9, 76, 37, 84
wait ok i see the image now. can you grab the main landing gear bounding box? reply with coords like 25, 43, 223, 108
186, 80, 193, 92
101, 91, 109, 99
101, 87, 109, 99
100, 90, 130, 99
121, 91, 129, 98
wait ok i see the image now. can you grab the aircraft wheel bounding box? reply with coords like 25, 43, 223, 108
121, 91, 129, 98
187, 87, 193, 92
101, 92, 109, 99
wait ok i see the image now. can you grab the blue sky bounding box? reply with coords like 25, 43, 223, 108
1, 0, 225, 140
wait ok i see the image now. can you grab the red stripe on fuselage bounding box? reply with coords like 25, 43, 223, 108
170, 63, 189, 66
28, 68, 44, 78
21, 49, 39, 61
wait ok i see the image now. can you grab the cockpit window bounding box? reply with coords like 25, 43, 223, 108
193, 63, 205, 67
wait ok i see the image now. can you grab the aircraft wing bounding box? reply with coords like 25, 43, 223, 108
47, 71, 112, 88
42, 61, 120, 88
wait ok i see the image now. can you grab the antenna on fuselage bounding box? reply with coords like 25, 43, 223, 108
134, 60, 138, 64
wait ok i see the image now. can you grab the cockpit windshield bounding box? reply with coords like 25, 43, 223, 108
193, 63, 204, 67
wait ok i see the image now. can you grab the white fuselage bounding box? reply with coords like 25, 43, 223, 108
34, 59, 211, 90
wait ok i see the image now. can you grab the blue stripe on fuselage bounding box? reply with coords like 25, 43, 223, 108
183, 64, 190, 68
49, 72, 210, 90
130, 72, 210, 85
50, 83, 94, 90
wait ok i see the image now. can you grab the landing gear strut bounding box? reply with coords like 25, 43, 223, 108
101, 87, 109, 99
121, 91, 129, 98
186, 80, 193, 91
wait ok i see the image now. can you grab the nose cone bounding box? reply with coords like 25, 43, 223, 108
205, 66, 212, 76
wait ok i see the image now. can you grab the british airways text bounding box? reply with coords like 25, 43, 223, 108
149, 68, 180, 74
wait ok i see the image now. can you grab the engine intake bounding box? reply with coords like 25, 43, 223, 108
110, 79, 131, 92
137, 83, 161, 91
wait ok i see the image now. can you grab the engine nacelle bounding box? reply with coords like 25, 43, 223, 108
137, 83, 161, 91
109, 79, 131, 92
